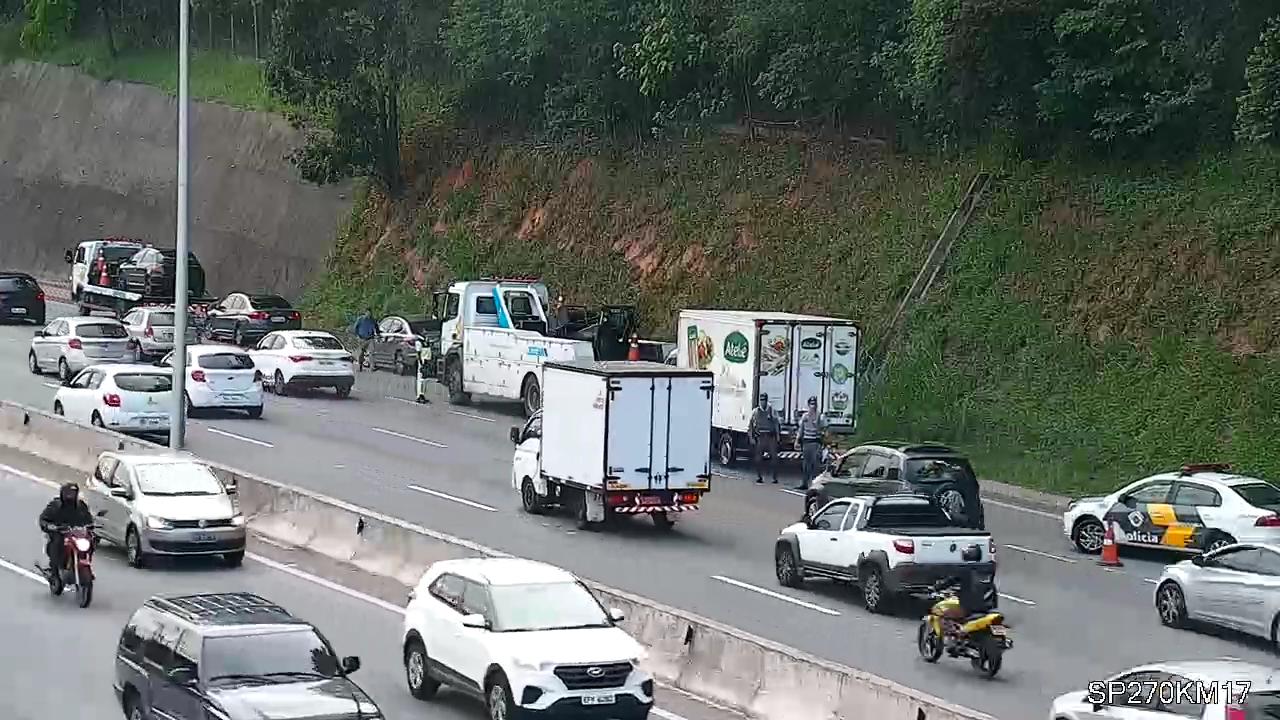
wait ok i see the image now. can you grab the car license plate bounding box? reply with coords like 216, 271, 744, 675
219, 393, 241, 401
319, 360, 334, 366
581, 694, 615, 706
271, 317, 286, 323
192, 533, 216, 542
142, 417, 160, 426
10, 307, 26, 314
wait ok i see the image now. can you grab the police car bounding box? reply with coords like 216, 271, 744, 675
1063, 464, 1280, 555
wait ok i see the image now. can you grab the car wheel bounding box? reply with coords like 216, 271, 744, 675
1204, 532, 1236, 554
335, 384, 352, 399
123, 690, 146, 720
775, 545, 803, 588
861, 565, 892, 614
520, 478, 544, 514
446, 361, 470, 405
404, 638, 440, 700
184, 392, 198, 418
58, 358, 71, 383
485, 672, 515, 720
222, 551, 244, 567
126, 526, 147, 568
274, 370, 288, 396
245, 405, 263, 419
1072, 517, 1106, 554
521, 376, 541, 418
28, 351, 40, 375
717, 432, 737, 467
1156, 582, 1187, 628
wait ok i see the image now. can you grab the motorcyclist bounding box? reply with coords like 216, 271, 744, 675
933, 544, 998, 625
39, 483, 93, 573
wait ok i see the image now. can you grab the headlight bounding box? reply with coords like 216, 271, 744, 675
230, 515, 245, 526
146, 516, 173, 530
73, 537, 92, 552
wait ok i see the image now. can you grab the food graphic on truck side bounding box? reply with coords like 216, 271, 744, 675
759, 333, 790, 376
688, 327, 715, 370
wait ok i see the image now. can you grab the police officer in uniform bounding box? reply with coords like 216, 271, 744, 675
749, 393, 781, 484
794, 396, 827, 490
414, 338, 434, 404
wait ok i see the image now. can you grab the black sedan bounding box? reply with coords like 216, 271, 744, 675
0, 273, 46, 324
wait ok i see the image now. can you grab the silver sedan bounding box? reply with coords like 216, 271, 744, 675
1154, 542, 1280, 645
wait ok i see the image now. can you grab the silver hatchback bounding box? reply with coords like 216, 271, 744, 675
28, 316, 136, 382
1155, 542, 1280, 642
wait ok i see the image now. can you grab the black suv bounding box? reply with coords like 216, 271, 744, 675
0, 272, 46, 324
115, 592, 381, 720
805, 442, 986, 529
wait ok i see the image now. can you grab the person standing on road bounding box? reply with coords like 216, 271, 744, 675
794, 396, 828, 490
351, 308, 378, 370
749, 393, 781, 484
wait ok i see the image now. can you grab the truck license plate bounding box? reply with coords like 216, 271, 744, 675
638, 496, 662, 505
192, 533, 216, 542
581, 694, 615, 706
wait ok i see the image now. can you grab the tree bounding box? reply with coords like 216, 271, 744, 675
266, 0, 437, 196
1236, 17, 1280, 145
20, 0, 77, 52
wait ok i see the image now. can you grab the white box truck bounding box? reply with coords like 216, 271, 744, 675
675, 310, 861, 467
509, 360, 714, 531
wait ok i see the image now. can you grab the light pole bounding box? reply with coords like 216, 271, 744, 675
170, 0, 191, 450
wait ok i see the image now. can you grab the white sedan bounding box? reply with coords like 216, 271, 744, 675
250, 330, 355, 398
161, 344, 264, 418
1047, 659, 1279, 718
53, 364, 171, 435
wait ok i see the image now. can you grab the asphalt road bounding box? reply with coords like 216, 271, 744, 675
2, 302, 1274, 719
0, 453, 730, 720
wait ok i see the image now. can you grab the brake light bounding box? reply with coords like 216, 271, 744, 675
1256, 515, 1280, 527
191, 369, 206, 382
338, 354, 354, 363
1226, 706, 1245, 720
102, 393, 121, 407
68, 338, 82, 349
288, 355, 312, 363
606, 493, 633, 507
678, 492, 700, 504
35, 291, 45, 302
893, 539, 915, 554
144, 326, 154, 338
249, 311, 269, 320
289, 311, 300, 320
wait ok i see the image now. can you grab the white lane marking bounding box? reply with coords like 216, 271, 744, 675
41, 382, 59, 389
0, 555, 47, 583
449, 410, 495, 423
407, 484, 498, 512
710, 575, 841, 616
206, 427, 275, 448
1002, 543, 1077, 563
371, 426, 447, 448
385, 396, 419, 406
778, 488, 806, 497
983, 497, 1061, 519
1143, 578, 1158, 585
247, 552, 405, 613
998, 592, 1036, 606
0, 462, 59, 488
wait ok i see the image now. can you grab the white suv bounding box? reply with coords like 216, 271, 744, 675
401, 558, 654, 720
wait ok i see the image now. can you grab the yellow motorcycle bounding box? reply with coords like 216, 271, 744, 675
917, 585, 1011, 678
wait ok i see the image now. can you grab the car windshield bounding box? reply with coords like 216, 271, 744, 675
147, 312, 175, 326
205, 630, 342, 684
1235, 483, 1280, 510
293, 336, 344, 350
488, 581, 610, 632
76, 323, 127, 339
114, 374, 172, 393
134, 462, 224, 496
904, 458, 975, 485
198, 353, 255, 370
251, 295, 292, 309
0, 277, 37, 292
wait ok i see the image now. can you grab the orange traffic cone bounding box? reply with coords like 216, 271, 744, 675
1097, 521, 1123, 567
627, 335, 640, 361
96, 251, 109, 285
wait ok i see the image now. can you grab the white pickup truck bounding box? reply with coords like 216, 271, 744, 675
774, 493, 995, 614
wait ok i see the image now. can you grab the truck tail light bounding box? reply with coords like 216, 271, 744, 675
893, 539, 915, 554
1256, 515, 1280, 527
606, 493, 633, 507
678, 492, 700, 504
191, 370, 206, 382
288, 311, 300, 320
102, 393, 121, 407
288, 355, 312, 363
36, 291, 45, 302
68, 338, 83, 349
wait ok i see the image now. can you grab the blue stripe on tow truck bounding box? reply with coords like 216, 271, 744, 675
491, 287, 511, 329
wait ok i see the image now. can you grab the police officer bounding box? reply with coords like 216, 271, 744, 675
749, 393, 781, 484
794, 396, 827, 490
414, 340, 433, 404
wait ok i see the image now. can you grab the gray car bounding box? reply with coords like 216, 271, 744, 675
120, 306, 197, 359
1155, 542, 1280, 645
82, 451, 247, 567
28, 316, 136, 382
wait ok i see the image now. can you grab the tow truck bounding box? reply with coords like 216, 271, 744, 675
417, 277, 650, 416
64, 239, 217, 321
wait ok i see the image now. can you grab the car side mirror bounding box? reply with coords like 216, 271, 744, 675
65, 250, 74, 264
340, 656, 361, 674
168, 666, 197, 685
109, 487, 131, 499
510, 427, 522, 445
461, 613, 489, 629
608, 608, 625, 622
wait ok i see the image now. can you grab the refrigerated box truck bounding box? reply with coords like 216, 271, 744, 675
675, 310, 861, 467
509, 360, 714, 530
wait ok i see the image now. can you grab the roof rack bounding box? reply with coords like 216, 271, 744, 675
479, 276, 542, 284
151, 592, 294, 624
901, 443, 957, 454
1180, 463, 1232, 475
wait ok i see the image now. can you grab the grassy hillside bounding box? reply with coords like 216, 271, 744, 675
303, 135, 1280, 497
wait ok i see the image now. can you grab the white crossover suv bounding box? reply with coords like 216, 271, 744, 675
402, 558, 653, 720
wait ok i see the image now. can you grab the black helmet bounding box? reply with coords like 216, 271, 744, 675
59, 483, 79, 502
961, 544, 981, 563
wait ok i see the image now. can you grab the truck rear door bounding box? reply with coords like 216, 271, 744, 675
825, 324, 858, 429
605, 374, 712, 492
790, 323, 829, 422
661, 375, 713, 490
757, 321, 794, 422
605, 376, 657, 491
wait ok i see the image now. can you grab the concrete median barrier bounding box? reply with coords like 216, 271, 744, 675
0, 400, 996, 720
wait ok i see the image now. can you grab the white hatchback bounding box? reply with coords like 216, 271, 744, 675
161, 345, 264, 418
402, 558, 653, 720
250, 330, 355, 398
53, 364, 172, 434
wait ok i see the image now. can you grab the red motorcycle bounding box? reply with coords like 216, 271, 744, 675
39, 525, 95, 608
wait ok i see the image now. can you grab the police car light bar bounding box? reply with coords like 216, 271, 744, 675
1180, 463, 1232, 475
